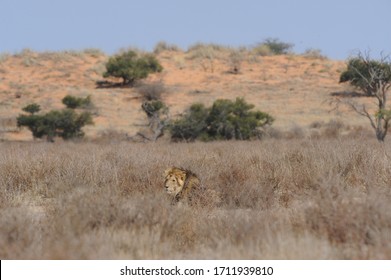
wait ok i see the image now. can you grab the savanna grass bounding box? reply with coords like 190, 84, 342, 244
0, 138, 390, 259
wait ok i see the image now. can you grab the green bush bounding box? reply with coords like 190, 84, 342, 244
103, 51, 163, 85
22, 103, 41, 114
62, 95, 92, 109
17, 114, 46, 139
17, 99, 93, 142
170, 103, 210, 141
170, 98, 274, 141
254, 38, 294, 55
141, 100, 167, 118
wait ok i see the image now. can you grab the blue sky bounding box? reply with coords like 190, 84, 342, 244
1, 0, 390, 59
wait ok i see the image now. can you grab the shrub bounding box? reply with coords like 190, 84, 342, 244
303, 48, 327, 60
253, 38, 294, 55
252, 44, 273, 56
227, 49, 244, 74
141, 100, 167, 118
137, 81, 166, 101
170, 98, 274, 141
44, 109, 93, 140
22, 103, 41, 114
16, 114, 46, 139
153, 41, 182, 54
62, 95, 92, 109
170, 103, 210, 141
186, 43, 227, 72
17, 99, 93, 142
103, 51, 163, 85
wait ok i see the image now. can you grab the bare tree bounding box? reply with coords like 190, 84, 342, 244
338, 52, 391, 141
138, 100, 169, 141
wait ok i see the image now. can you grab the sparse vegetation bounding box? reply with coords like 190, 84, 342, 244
153, 41, 182, 54
187, 43, 228, 72
103, 50, 163, 85
0, 52, 11, 63
227, 49, 245, 74
82, 48, 105, 58
303, 48, 327, 60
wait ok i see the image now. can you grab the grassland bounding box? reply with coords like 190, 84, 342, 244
1, 138, 391, 259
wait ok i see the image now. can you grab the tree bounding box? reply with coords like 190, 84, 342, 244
170, 98, 274, 142
340, 57, 391, 96
339, 53, 391, 141
41, 109, 93, 141
17, 96, 93, 142
135, 100, 169, 142
103, 51, 163, 85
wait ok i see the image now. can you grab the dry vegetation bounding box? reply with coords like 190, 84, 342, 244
1, 138, 391, 259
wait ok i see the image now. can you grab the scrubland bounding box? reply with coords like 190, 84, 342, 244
1, 137, 391, 259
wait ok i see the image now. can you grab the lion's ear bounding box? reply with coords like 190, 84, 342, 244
177, 175, 185, 185
163, 168, 172, 177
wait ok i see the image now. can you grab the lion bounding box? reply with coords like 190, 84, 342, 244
163, 167, 221, 206
164, 167, 200, 204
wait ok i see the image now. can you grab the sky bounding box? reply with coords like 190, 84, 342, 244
1, 0, 390, 60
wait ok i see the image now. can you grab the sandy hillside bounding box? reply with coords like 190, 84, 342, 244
0, 48, 376, 141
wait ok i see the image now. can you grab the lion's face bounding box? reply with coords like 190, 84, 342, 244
164, 168, 186, 196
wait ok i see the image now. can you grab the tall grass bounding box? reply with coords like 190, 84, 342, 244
1, 139, 391, 259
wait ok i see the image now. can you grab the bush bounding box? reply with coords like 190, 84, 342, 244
254, 38, 294, 55
303, 48, 327, 60
137, 81, 166, 101
170, 103, 210, 141
43, 109, 93, 140
186, 43, 227, 73
103, 51, 163, 85
227, 49, 244, 74
22, 103, 41, 114
17, 99, 93, 142
141, 100, 167, 118
153, 41, 182, 54
170, 98, 274, 141
62, 95, 92, 109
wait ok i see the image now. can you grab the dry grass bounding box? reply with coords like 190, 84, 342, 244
1, 138, 391, 259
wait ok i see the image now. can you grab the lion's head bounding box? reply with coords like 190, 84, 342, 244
163, 167, 187, 196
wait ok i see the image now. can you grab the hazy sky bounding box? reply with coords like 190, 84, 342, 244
1, 0, 390, 59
